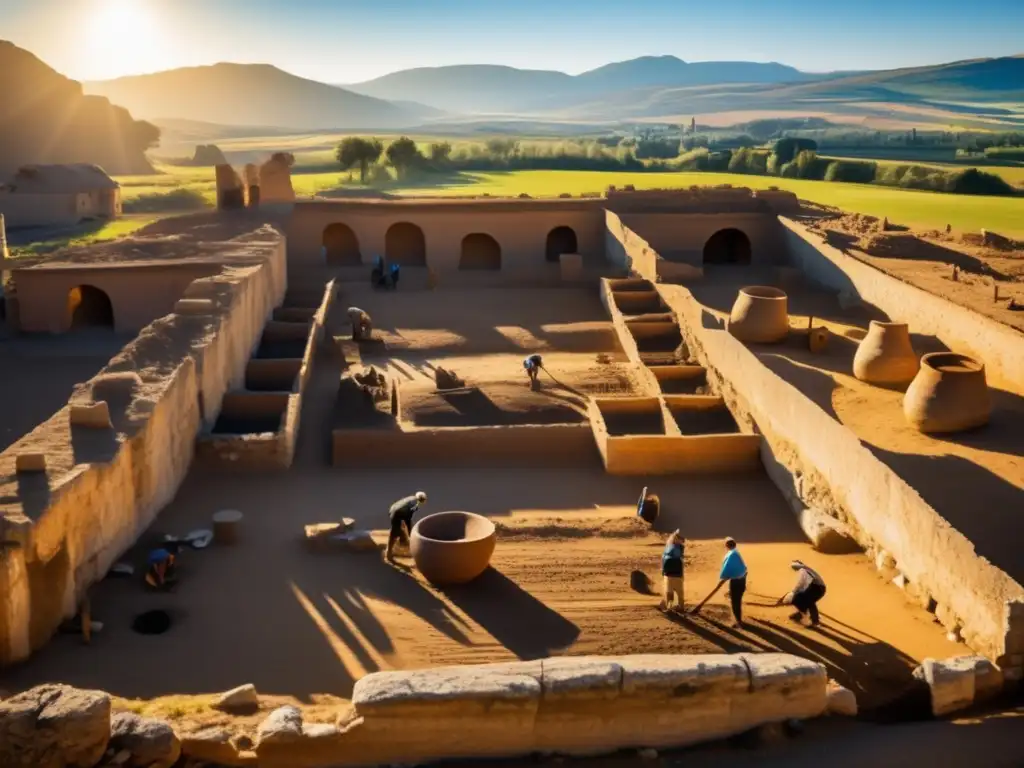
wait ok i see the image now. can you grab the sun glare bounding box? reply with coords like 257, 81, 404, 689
81, 0, 170, 79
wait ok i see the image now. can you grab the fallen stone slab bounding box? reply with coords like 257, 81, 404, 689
180, 726, 239, 765
212, 683, 259, 713
825, 681, 858, 717
797, 508, 860, 555
108, 712, 181, 768
256, 705, 303, 748
914, 655, 1004, 717
0, 683, 111, 768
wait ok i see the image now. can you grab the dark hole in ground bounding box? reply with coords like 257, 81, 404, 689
212, 412, 284, 434
132, 610, 172, 635
670, 407, 739, 435
602, 411, 665, 436
254, 338, 307, 359
658, 371, 708, 394
633, 330, 683, 352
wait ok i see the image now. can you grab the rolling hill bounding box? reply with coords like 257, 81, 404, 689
0, 40, 155, 177
85, 63, 435, 130
346, 56, 815, 113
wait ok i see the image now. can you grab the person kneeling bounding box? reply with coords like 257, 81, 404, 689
145, 547, 178, 590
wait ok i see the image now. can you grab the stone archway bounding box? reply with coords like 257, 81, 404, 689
323, 223, 362, 266
545, 226, 578, 263
68, 285, 114, 329
459, 233, 501, 270
703, 228, 752, 265
385, 222, 427, 267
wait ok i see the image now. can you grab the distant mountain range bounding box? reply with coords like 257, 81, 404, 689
85, 63, 440, 131
344, 56, 822, 113
82, 53, 1024, 134
0, 40, 154, 177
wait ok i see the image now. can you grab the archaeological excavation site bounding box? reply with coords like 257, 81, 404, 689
0, 172, 1022, 767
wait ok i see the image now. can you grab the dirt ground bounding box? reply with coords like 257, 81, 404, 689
806, 212, 1024, 333
687, 270, 1024, 585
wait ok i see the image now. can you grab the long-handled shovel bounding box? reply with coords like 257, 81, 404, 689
689, 581, 725, 616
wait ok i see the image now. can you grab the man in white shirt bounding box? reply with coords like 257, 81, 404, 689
777, 560, 827, 626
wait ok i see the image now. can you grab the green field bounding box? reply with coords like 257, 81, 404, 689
111, 163, 1024, 239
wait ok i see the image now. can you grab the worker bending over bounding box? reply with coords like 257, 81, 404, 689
386, 491, 427, 562
348, 306, 373, 341
145, 544, 179, 590
777, 560, 827, 626
523, 353, 544, 388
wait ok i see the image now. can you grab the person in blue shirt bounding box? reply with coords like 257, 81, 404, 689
692, 536, 747, 626
659, 530, 685, 612
145, 546, 178, 590
389, 261, 401, 289
717, 537, 748, 626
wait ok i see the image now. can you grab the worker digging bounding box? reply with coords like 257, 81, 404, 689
385, 491, 428, 563
691, 536, 748, 627
523, 353, 544, 389
777, 559, 828, 626
348, 306, 373, 341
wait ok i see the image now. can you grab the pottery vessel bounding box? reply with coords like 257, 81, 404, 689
903, 352, 991, 433
852, 321, 919, 387
727, 286, 789, 343
410, 511, 496, 585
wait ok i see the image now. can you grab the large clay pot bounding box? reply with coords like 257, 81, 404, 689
727, 286, 789, 343
410, 511, 496, 586
852, 321, 919, 387
903, 352, 991, 434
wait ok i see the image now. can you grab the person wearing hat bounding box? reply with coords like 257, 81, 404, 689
777, 560, 827, 626
386, 491, 427, 562
659, 529, 685, 612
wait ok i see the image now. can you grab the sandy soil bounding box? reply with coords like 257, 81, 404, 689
807, 212, 1024, 334
687, 271, 1024, 584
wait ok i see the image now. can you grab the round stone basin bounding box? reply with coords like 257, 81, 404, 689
410, 511, 496, 586
727, 285, 789, 344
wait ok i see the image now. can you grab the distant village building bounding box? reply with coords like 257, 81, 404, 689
0, 164, 122, 228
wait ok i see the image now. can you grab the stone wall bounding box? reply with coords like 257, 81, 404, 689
781, 218, 1024, 394
605, 209, 658, 280
333, 423, 599, 467
619, 212, 783, 269
656, 282, 1024, 670
254, 653, 827, 767
0, 227, 286, 665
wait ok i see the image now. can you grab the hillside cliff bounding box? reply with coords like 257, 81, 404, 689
0, 41, 155, 178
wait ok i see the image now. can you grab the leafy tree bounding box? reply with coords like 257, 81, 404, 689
428, 141, 452, 164
385, 136, 425, 179
771, 137, 818, 165
485, 138, 519, 158
335, 137, 383, 184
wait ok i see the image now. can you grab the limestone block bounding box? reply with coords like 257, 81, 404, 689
914, 657, 982, 716
180, 726, 238, 765
259, 155, 296, 204
735, 653, 828, 725
0, 684, 111, 768
797, 508, 859, 554
69, 401, 112, 429
350, 663, 541, 763
256, 706, 303, 748
212, 683, 258, 713
560, 253, 584, 282
608, 654, 750, 748
15, 453, 46, 473
108, 712, 181, 768
256, 722, 348, 768
534, 657, 624, 754
825, 681, 858, 716
174, 298, 216, 316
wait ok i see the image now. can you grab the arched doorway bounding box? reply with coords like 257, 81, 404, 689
323, 223, 361, 266
545, 226, 578, 262
703, 229, 752, 265
67, 285, 114, 329
459, 233, 501, 270
385, 222, 426, 267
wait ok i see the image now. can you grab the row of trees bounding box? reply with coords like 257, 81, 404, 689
335, 136, 454, 182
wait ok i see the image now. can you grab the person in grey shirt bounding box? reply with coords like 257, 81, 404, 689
777, 560, 827, 626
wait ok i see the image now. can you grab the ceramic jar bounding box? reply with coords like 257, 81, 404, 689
903, 352, 991, 433
852, 321, 919, 387
727, 286, 789, 343
410, 511, 496, 585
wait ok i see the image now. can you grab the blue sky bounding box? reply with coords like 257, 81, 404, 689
5, 0, 1024, 82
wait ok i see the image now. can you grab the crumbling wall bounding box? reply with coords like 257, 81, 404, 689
605, 209, 658, 280
657, 281, 1024, 670
254, 653, 827, 767
781, 218, 1023, 394
259, 154, 296, 204
0, 228, 286, 665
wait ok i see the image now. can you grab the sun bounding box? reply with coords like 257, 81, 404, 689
80, 0, 170, 78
